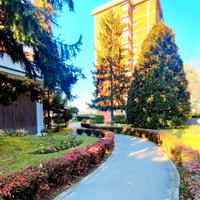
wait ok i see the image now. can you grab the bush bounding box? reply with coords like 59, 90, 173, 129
33, 136, 82, 154
76, 115, 95, 121
0, 131, 114, 200
77, 128, 105, 138
80, 123, 123, 134
81, 123, 92, 128
191, 113, 200, 118
95, 115, 104, 124
50, 126, 60, 133
114, 115, 125, 124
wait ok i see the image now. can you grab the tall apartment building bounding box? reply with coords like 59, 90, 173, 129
92, 0, 163, 69
92, 0, 163, 122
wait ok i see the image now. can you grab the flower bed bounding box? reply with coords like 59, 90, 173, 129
0, 131, 114, 200
80, 123, 200, 199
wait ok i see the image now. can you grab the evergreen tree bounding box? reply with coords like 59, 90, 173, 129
126, 22, 190, 129
70, 107, 79, 115
90, 10, 131, 125
0, 0, 83, 104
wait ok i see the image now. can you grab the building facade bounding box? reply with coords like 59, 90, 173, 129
0, 0, 43, 134
92, 0, 163, 122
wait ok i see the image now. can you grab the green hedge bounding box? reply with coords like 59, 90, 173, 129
95, 115, 104, 124
114, 115, 125, 123
76, 115, 95, 121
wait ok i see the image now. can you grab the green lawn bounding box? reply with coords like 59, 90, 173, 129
160, 125, 200, 152
0, 128, 98, 175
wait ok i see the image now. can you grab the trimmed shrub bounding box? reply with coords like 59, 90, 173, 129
80, 123, 92, 128
0, 131, 114, 200
76, 115, 95, 122
77, 128, 106, 138
95, 115, 104, 124
114, 115, 125, 124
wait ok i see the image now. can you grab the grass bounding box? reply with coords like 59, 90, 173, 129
0, 128, 98, 175
160, 125, 200, 152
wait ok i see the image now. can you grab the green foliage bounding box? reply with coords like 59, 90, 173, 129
0, 0, 84, 104
0, 74, 43, 105
70, 106, 79, 115
126, 22, 191, 129
34, 136, 82, 154
114, 115, 125, 124
43, 90, 72, 128
90, 10, 131, 124
62, 108, 72, 124
95, 115, 104, 124
76, 115, 95, 121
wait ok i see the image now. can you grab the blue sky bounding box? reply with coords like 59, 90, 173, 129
54, 0, 200, 111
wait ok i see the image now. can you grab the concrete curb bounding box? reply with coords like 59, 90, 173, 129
150, 142, 180, 200
54, 144, 116, 200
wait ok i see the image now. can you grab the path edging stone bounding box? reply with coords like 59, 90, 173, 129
150, 142, 180, 200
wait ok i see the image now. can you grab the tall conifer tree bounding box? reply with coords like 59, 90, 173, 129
90, 10, 131, 125
126, 22, 190, 129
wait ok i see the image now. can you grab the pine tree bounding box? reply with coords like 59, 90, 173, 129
90, 10, 131, 125
126, 22, 190, 129
0, 0, 83, 104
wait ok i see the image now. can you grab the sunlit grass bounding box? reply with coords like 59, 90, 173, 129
0, 128, 98, 175
160, 125, 200, 152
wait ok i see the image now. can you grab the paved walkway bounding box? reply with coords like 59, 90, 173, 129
55, 135, 179, 200
68, 123, 81, 135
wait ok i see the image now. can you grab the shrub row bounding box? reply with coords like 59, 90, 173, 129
94, 115, 104, 124
77, 128, 105, 138
76, 115, 95, 121
114, 115, 125, 124
80, 123, 123, 134
0, 131, 114, 200
82, 123, 200, 199
78, 115, 126, 124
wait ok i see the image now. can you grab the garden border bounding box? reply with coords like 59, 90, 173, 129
54, 144, 116, 200
0, 130, 114, 200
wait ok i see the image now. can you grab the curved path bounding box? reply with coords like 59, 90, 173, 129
55, 135, 179, 200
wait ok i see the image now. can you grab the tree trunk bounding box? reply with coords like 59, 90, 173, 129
110, 63, 114, 126
47, 90, 51, 129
